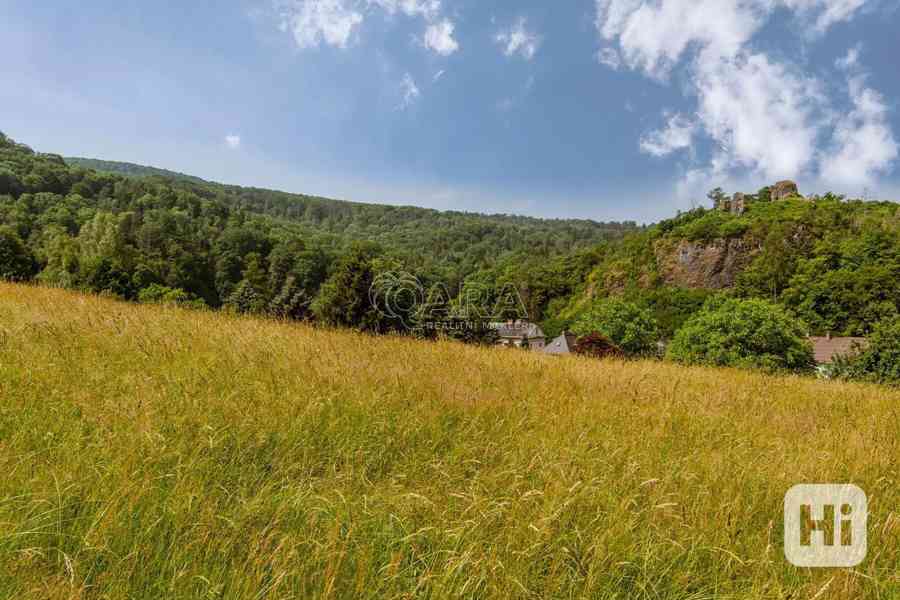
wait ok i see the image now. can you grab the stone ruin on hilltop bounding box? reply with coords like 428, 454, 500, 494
716, 180, 810, 215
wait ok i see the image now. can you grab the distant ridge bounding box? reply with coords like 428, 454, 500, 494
62, 155, 630, 228
65, 157, 208, 185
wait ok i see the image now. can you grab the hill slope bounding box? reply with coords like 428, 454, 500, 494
557, 194, 900, 338
61, 153, 637, 252
1, 131, 636, 318
64, 157, 208, 184
2, 283, 898, 599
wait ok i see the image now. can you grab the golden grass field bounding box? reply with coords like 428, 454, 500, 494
0, 283, 898, 599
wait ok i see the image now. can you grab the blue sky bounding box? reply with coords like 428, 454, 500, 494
2, 0, 898, 222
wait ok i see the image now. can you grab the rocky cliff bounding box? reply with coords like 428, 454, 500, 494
654, 237, 758, 289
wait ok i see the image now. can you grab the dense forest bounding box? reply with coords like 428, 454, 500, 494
3, 131, 899, 368
0, 132, 634, 331
553, 190, 900, 339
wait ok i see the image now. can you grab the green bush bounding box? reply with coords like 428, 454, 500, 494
572, 298, 660, 357
225, 280, 267, 315
831, 317, 900, 386
667, 297, 815, 373
138, 284, 207, 309
670, 211, 748, 242
0, 226, 37, 282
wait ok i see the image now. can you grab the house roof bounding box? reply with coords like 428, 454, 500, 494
544, 332, 577, 355
491, 321, 546, 340
808, 336, 867, 364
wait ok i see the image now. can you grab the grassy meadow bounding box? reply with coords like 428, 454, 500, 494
0, 283, 898, 599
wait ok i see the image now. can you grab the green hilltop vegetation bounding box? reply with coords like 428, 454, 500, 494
64, 157, 209, 185
60, 153, 635, 278
2, 131, 900, 383
552, 188, 900, 340
0, 132, 634, 324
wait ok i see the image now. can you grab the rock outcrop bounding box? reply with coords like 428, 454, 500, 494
655, 238, 758, 289
771, 180, 800, 201
730, 192, 747, 215
716, 181, 808, 213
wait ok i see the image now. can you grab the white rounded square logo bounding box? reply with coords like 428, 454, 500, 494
784, 484, 867, 568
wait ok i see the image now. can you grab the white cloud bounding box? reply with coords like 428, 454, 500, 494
821, 57, 898, 186
640, 113, 696, 157
495, 17, 541, 61
423, 19, 458, 55
368, 0, 440, 19
595, 0, 765, 78
278, 0, 363, 49
225, 135, 242, 149
595, 0, 871, 73
782, 0, 869, 32
595, 0, 893, 189
835, 44, 861, 70
277, 0, 458, 54
596, 47, 621, 70
694, 52, 824, 179
399, 73, 420, 109
433, 69, 445, 81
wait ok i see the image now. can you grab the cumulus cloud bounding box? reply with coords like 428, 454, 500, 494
835, 44, 861, 70
368, 0, 439, 19
640, 113, 696, 157
821, 50, 898, 186
423, 19, 459, 55
495, 17, 541, 61
225, 135, 242, 149
596, 47, 622, 70
595, 0, 894, 190
277, 0, 457, 54
783, 0, 869, 32
693, 52, 824, 179
596, 0, 764, 78
278, 0, 363, 49
399, 73, 420, 109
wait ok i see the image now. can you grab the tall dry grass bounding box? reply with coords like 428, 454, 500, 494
0, 283, 897, 599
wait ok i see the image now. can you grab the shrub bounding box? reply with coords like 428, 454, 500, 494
831, 317, 900, 386
225, 280, 267, 315
0, 226, 36, 282
268, 277, 311, 320
572, 298, 660, 357
573, 333, 623, 360
671, 210, 745, 242
138, 284, 207, 309
667, 297, 815, 373
312, 245, 387, 332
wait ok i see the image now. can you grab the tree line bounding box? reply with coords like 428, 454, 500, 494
3, 131, 898, 385
0, 131, 632, 334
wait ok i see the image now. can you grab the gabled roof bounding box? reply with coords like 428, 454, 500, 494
544, 332, 577, 355
808, 336, 867, 365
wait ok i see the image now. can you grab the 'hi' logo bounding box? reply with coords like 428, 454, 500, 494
784, 484, 868, 567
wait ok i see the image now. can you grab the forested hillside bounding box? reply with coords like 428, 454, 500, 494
65, 157, 207, 184
555, 190, 900, 339
4, 131, 899, 353
0, 132, 633, 327
64, 155, 636, 275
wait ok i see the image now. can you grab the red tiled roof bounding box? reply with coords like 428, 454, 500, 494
808, 337, 867, 365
